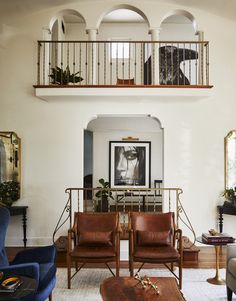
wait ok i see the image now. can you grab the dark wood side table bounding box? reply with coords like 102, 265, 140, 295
217, 205, 236, 233
7, 206, 28, 248
0, 276, 37, 300
100, 276, 185, 301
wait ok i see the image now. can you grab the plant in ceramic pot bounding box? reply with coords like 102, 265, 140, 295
95, 178, 113, 212
0, 181, 20, 207
222, 187, 236, 206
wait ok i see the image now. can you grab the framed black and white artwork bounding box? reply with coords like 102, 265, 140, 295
109, 141, 151, 189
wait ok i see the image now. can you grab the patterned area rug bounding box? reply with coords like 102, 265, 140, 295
54, 268, 228, 301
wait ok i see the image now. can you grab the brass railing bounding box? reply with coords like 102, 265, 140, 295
36, 40, 210, 87
52, 187, 196, 244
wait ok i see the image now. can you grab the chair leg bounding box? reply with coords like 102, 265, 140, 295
179, 262, 182, 290
130, 257, 134, 276
67, 255, 71, 289
227, 286, 233, 301
49, 293, 52, 301
116, 257, 120, 277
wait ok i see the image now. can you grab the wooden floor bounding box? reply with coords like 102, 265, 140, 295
6, 246, 227, 269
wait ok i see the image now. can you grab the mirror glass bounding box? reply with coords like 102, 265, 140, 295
0, 132, 21, 185
225, 130, 236, 189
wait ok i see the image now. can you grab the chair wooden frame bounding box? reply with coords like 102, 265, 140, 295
67, 212, 121, 289
128, 212, 183, 289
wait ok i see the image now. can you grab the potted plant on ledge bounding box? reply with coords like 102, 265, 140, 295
0, 181, 20, 207
95, 178, 114, 212
222, 187, 236, 207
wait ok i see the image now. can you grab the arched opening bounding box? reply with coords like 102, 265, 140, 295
84, 115, 164, 211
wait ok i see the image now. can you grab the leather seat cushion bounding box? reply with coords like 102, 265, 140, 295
134, 246, 180, 261
228, 258, 236, 278
38, 263, 56, 290
70, 245, 116, 258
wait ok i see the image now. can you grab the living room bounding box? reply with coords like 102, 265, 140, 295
1, 0, 236, 300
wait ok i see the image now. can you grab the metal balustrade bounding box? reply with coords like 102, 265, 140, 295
52, 187, 196, 244
36, 40, 210, 87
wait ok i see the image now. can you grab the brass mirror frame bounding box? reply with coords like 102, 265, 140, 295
224, 130, 236, 189
0, 131, 21, 186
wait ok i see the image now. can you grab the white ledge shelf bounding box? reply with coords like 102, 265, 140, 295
34, 86, 213, 102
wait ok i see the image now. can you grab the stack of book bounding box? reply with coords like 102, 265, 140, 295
202, 233, 235, 244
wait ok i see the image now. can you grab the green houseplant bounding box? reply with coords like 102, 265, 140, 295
0, 181, 20, 207
95, 178, 113, 212
49, 65, 83, 85
222, 187, 236, 206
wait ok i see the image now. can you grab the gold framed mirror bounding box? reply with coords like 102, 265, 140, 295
0, 131, 21, 185
224, 130, 236, 189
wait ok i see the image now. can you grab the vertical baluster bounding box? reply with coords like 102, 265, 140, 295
152, 41, 155, 85
122, 42, 124, 81
79, 42, 82, 85
165, 43, 167, 85
48, 42, 51, 86
37, 42, 41, 85
109, 42, 112, 85
141, 42, 143, 85
138, 190, 141, 212
116, 42, 118, 82
97, 42, 100, 85
92, 41, 94, 85
60, 42, 63, 85
134, 43, 137, 84
206, 42, 209, 85
86, 42, 88, 85
195, 43, 198, 85
73, 43, 75, 85
153, 189, 156, 212
123, 191, 126, 232
201, 41, 204, 85
189, 43, 191, 85
67, 42, 69, 84
183, 43, 186, 85
171, 42, 173, 85
128, 42, 131, 84
43, 42, 45, 85
168, 190, 171, 212
105, 42, 107, 85
159, 42, 161, 85
93, 188, 96, 212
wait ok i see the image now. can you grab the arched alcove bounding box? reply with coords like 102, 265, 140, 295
84, 114, 164, 194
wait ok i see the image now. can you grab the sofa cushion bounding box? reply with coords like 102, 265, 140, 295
78, 231, 112, 246
137, 230, 171, 246
228, 258, 236, 278
38, 263, 56, 291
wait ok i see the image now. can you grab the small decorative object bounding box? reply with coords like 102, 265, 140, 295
49, 65, 83, 85
95, 178, 113, 212
0, 181, 20, 207
0, 276, 23, 293
222, 187, 236, 206
208, 228, 217, 236
134, 273, 160, 295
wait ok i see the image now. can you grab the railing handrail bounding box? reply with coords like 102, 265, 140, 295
38, 40, 209, 44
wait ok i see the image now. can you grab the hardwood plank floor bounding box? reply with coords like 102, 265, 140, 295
6, 246, 226, 269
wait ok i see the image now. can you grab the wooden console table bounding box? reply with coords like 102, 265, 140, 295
8, 206, 28, 247
217, 205, 236, 233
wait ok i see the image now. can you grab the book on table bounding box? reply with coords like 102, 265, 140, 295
202, 233, 234, 243
0, 276, 23, 293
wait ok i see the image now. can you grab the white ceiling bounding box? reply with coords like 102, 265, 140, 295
1, 0, 236, 23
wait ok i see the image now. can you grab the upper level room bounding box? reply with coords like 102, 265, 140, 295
33, 2, 213, 99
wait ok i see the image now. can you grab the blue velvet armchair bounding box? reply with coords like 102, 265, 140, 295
0, 207, 56, 301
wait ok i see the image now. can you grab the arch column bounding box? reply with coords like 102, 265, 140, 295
86, 28, 98, 85
149, 27, 161, 85
197, 30, 204, 85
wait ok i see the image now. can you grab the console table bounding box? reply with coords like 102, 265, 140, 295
217, 205, 236, 233
8, 206, 28, 247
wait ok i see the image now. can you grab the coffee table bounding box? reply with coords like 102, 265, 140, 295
197, 236, 228, 285
100, 276, 185, 301
0, 276, 37, 300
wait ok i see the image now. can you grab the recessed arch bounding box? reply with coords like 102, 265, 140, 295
49, 9, 86, 32
160, 9, 198, 34
96, 4, 150, 28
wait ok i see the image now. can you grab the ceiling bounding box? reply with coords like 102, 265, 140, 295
0, 0, 236, 23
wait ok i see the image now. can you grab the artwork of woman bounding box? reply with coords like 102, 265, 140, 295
114, 146, 145, 186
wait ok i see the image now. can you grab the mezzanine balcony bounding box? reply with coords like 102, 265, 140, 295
34, 40, 213, 100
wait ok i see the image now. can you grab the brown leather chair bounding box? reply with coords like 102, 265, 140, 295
129, 212, 183, 289
67, 212, 120, 288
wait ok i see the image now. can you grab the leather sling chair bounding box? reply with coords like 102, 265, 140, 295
67, 212, 120, 289
129, 211, 183, 289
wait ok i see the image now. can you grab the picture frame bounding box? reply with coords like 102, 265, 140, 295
109, 141, 151, 189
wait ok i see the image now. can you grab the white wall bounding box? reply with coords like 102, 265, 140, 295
1, 0, 236, 248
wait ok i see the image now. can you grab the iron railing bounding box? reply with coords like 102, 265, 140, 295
37, 40, 210, 87
52, 187, 196, 245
